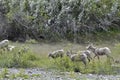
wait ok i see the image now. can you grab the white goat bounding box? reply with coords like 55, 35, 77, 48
0, 39, 9, 50
48, 49, 64, 58
66, 50, 91, 66
86, 44, 114, 60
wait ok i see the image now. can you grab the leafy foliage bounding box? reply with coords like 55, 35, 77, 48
0, 0, 120, 42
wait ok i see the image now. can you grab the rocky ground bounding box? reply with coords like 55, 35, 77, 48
0, 68, 120, 80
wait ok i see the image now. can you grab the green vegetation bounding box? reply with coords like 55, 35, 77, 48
0, 0, 120, 42
0, 68, 41, 79
0, 45, 38, 68
0, 0, 120, 79
0, 42, 119, 75
0, 68, 9, 79
0, 68, 30, 79
16, 69, 29, 79
51, 56, 115, 74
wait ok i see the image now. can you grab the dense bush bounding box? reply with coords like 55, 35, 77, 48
0, 0, 120, 42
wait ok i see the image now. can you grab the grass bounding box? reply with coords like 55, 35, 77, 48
51, 56, 115, 74
0, 68, 9, 79
0, 41, 119, 75
15, 69, 29, 79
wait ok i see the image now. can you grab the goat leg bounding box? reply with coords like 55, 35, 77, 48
87, 57, 91, 62
97, 55, 100, 60
82, 59, 87, 66
93, 55, 97, 59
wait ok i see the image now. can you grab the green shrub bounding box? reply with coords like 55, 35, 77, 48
0, 46, 38, 68
51, 55, 114, 74
16, 69, 29, 79
0, 68, 9, 79
53, 56, 74, 71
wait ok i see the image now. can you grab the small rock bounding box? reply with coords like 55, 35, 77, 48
88, 74, 92, 76
28, 71, 32, 74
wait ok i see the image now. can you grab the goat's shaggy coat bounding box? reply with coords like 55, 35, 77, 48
0, 39, 9, 50
48, 49, 64, 58
80, 50, 92, 62
86, 44, 114, 60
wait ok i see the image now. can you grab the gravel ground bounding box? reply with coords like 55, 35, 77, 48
0, 68, 120, 80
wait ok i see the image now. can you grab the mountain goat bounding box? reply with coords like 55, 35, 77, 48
66, 50, 91, 66
48, 49, 64, 58
0, 39, 9, 50
86, 44, 114, 61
